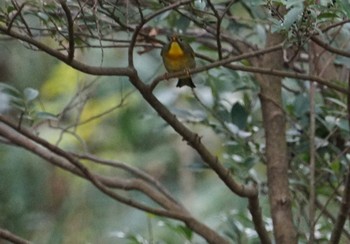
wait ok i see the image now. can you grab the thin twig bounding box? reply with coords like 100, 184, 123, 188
151, 43, 284, 90
207, 0, 223, 59
311, 36, 350, 58
309, 50, 316, 243
73, 152, 181, 206
0, 115, 230, 244
7, 1, 27, 33
59, 0, 75, 62
0, 228, 30, 244
10, 0, 32, 36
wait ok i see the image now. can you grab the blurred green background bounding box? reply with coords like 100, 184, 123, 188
2, 0, 349, 243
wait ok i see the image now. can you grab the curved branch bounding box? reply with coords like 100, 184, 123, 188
73, 152, 180, 206
0, 26, 132, 76
8, 0, 31, 36
0, 116, 229, 244
122, 0, 258, 198
129, 72, 258, 198
320, 19, 350, 34
311, 36, 350, 58
1, 125, 181, 218
152, 42, 347, 95
59, 0, 75, 62
249, 196, 271, 244
151, 43, 284, 90
0, 118, 184, 217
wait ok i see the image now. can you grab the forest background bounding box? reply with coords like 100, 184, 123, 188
1, 0, 350, 243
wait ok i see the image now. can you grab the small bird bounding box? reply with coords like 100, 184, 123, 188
161, 35, 196, 88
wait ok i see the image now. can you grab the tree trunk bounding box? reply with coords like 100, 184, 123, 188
255, 32, 297, 243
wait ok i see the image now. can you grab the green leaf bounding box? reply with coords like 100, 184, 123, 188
164, 221, 193, 240
7, 5, 15, 13
318, 12, 339, 19
193, 0, 206, 10
176, 225, 193, 240
37, 12, 49, 21
35, 111, 58, 121
242, 156, 256, 170
0, 82, 21, 96
177, 15, 191, 32
330, 159, 340, 173
325, 97, 346, 109
294, 94, 309, 116
23, 88, 39, 102
283, 4, 304, 30
336, 118, 349, 132
216, 104, 230, 122
230, 102, 248, 130
10, 98, 26, 111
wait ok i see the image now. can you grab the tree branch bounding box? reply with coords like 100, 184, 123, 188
59, 0, 75, 62
129, 73, 258, 198
152, 43, 348, 95
0, 228, 30, 244
0, 116, 229, 244
8, 0, 32, 36
309, 42, 317, 243
0, 26, 132, 76
73, 152, 180, 207
311, 36, 350, 58
248, 196, 272, 244
255, 31, 297, 243
0, 116, 186, 212
151, 43, 284, 90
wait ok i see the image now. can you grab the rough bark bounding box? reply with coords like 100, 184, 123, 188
254, 32, 297, 243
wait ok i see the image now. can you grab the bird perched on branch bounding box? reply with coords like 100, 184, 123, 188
161, 35, 196, 88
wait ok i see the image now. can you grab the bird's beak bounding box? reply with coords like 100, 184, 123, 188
171, 35, 177, 42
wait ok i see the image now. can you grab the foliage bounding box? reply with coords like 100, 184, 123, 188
0, 0, 350, 243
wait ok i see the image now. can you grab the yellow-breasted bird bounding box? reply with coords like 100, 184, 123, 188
161, 35, 196, 88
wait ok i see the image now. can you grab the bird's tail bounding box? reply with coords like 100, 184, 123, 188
176, 77, 195, 88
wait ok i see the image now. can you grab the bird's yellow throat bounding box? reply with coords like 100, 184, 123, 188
168, 41, 184, 57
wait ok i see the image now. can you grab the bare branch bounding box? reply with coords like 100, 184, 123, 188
0, 116, 230, 244
311, 36, 350, 58
151, 43, 284, 90
59, 0, 75, 62
8, 0, 32, 36
308, 43, 317, 243
0, 228, 30, 244
0, 26, 132, 76
0, 116, 183, 213
73, 152, 180, 206
207, 0, 223, 59
249, 196, 272, 244
129, 72, 258, 198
